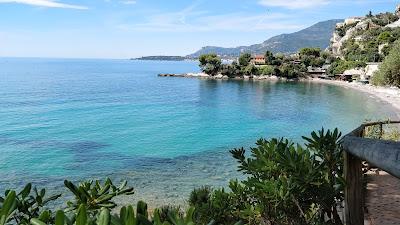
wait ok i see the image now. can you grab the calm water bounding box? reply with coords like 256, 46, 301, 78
0, 58, 397, 206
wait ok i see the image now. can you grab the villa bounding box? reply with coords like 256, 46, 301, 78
344, 17, 365, 26
251, 55, 266, 65
307, 66, 327, 78
307, 64, 331, 79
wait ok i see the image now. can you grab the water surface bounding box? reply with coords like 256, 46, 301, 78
0, 58, 396, 206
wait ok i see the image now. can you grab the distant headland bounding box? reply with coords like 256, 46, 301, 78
132, 56, 188, 61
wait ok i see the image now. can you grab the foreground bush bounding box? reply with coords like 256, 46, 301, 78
0, 179, 223, 225
189, 128, 344, 225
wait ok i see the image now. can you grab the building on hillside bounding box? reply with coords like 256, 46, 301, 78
307, 65, 332, 79
338, 68, 364, 82
354, 36, 365, 42
344, 17, 364, 26
291, 60, 302, 65
363, 62, 381, 81
331, 63, 381, 83
308, 66, 326, 78
251, 55, 266, 65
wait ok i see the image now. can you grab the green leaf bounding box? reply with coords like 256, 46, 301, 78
136, 215, 152, 225
31, 218, 47, 225
39, 210, 51, 223
0, 190, 17, 225
76, 205, 88, 225
125, 206, 135, 225
97, 184, 110, 196
55, 210, 65, 225
97, 208, 110, 225
19, 183, 32, 199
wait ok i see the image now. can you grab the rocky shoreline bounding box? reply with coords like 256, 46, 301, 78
158, 72, 303, 81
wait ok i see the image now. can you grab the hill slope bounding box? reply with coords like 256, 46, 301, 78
188, 19, 343, 58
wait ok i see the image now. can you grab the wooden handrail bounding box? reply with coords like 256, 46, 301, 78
342, 135, 400, 178
342, 120, 400, 178
341, 120, 400, 225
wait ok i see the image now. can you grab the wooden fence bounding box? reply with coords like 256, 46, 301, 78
341, 121, 400, 225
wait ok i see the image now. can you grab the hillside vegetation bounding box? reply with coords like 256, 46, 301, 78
328, 6, 400, 86
198, 47, 333, 80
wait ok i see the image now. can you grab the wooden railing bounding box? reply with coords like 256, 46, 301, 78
341, 121, 400, 225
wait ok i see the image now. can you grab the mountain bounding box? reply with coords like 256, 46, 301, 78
188, 19, 343, 58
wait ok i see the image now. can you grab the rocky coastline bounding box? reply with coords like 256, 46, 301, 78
158, 72, 305, 81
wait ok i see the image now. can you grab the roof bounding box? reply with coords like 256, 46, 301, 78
252, 55, 265, 58
343, 68, 364, 76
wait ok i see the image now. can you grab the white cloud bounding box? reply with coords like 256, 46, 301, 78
0, 0, 88, 9
115, 0, 305, 32
117, 11, 303, 32
258, 0, 330, 9
120, 0, 136, 4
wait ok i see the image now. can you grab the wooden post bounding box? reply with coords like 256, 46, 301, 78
344, 151, 364, 225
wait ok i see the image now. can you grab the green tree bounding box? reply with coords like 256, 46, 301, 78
279, 63, 301, 79
299, 48, 321, 57
372, 41, 400, 86
238, 53, 252, 67
199, 54, 222, 76
260, 65, 275, 75
264, 51, 275, 64
220, 63, 241, 78
242, 64, 259, 76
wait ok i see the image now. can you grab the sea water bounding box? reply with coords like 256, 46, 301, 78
0, 58, 396, 206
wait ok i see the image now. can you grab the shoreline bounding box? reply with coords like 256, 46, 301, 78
309, 78, 400, 118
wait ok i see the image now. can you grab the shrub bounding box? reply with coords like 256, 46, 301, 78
242, 64, 259, 76
1, 183, 61, 224
157, 205, 184, 223
190, 128, 344, 225
259, 65, 275, 75
279, 63, 303, 79
372, 41, 400, 87
30, 203, 199, 225
64, 178, 134, 212
378, 31, 393, 43
0, 179, 218, 225
189, 187, 237, 225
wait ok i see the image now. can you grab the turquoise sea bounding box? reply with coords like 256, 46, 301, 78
0, 58, 397, 206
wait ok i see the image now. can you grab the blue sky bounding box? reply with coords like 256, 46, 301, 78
0, 0, 399, 58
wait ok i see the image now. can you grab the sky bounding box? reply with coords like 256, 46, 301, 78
0, 0, 399, 59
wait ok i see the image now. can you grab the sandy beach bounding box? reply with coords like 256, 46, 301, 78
310, 78, 400, 117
